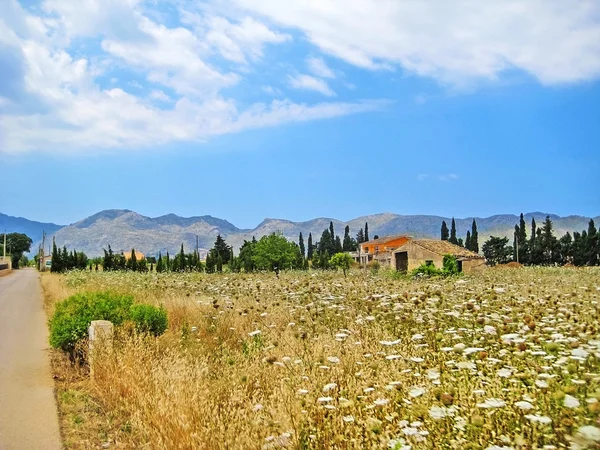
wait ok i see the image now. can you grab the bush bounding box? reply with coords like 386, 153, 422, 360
49, 292, 134, 352
442, 254, 460, 275
367, 260, 380, 273
411, 261, 442, 278
130, 304, 168, 336
49, 292, 169, 353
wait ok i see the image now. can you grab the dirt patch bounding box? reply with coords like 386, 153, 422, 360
495, 261, 523, 268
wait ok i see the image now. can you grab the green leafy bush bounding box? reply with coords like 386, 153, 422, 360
411, 261, 442, 277
442, 254, 459, 275
49, 292, 169, 353
130, 304, 168, 336
49, 292, 134, 352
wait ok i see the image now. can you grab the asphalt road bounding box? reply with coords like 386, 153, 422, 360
0, 269, 62, 450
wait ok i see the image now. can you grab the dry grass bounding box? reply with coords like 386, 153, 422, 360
42, 268, 600, 449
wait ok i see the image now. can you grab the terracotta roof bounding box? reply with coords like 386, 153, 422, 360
397, 239, 483, 259
362, 235, 411, 245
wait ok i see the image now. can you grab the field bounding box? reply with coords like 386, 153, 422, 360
41, 267, 600, 449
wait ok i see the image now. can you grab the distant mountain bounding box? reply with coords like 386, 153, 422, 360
2, 210, 598, 258
0, 213, 64, 251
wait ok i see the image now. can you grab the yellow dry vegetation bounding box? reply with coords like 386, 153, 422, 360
42, 267, 600, 449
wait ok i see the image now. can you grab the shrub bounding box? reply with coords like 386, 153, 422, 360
442, 254, 460, 275
367, 260, 380, 273
411, 261, 442, 278
130, 304, 168, 336
49, 292, 134, 352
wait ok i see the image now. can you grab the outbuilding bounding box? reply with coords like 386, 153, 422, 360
392, 239, 486, 273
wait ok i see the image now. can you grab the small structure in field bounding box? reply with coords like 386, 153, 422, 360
392, 239, 486, 273
357, 235, 411, 267
122, 249, 145, 260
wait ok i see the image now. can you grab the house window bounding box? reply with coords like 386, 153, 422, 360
375, 246, 379, 253
425, 260, 434, 266
364, 247, 369, 253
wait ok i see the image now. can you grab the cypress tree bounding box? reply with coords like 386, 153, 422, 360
307, 233, 313, 260
356, 228, 364, 244
166, 251, 171, 271
449, 218, 458, 245
471, 219, 479, 253
457, 238, 464, 247
441, 221, 449, 241
335, 236, 343, 253
156, 251, 163, 273
465, 231, 471, 250
179, 243, 186, 272
299, 232, 305, 259
343, 225, 356, 251
364, 223, 369, 242
51, 239, 60, 273
587, 219, 598, 266
529, 218, 539, 265
329, 221, 335, 242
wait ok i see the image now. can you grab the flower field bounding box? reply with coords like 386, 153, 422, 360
44, 267, 600, 449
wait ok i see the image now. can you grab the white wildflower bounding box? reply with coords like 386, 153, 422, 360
524, 414, 552, 424
564, 394, 580, 408
248, 330, 261, 337
323, 383, 337, 392
514, 401, 534, 411
409, 387, 426, 398
380, 339, 402, 346
317, 396, 333, 403
327, 356, 340, 364
374, 398, 390, 406
429, 406, 447, 420
342, 415, 355, 423
484, 325, 497, 335
497, 368, 512, 378
477, 398, 506, 409
297, 389, 309, 395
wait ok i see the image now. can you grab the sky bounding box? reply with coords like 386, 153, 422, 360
1, 0, 599, 228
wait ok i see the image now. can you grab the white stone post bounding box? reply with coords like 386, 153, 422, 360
88, 320, 114, 380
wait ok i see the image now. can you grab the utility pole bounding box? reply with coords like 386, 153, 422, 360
40, 231, 46, 271
3, 230, 6, 261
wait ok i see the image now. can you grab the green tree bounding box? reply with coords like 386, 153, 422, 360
179, 243, 186, 272
364, 222, 369, 242
329, 252, 353, 277
156, 251, 164, 273
329, 221, 335, 243
252, 233, 301, 272
127, 249, 137, 271
239, 238, 257, 272
557, 232, 573, 265
356, 228, 365, 244
334, 235, 343, 253
212, 234, 232, 265
299, 232, 305, 259
318, 229, 335, 257
343, 225, 357, 251
540, 215, 558, 265
516, 213, 528, 264
465, 231, 471, 250
482, 236, 513, 266
307, 233, 313, 260
529, 218, 541, 264
586, 219, 598, 266
441, 221, 449, 241
470, 219, 479, 253
51, 239, 61, 273
2, 232, 33, 269
449, 218, 458, 245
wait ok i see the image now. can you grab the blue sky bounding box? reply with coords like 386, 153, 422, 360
1, 0, 599, 228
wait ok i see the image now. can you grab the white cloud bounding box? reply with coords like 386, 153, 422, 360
235, 0, 600, 86
307, 56, 335, 78
438, 174, 459, 182
149, 90, 171, 102
288, 74, 335, 96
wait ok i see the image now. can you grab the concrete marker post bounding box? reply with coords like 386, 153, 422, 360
88, 320, 114, 380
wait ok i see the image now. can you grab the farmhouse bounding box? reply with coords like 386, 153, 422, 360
392, 239, 486, 273
357, 235, 411, 267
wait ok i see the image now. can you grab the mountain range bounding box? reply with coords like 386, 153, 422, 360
1, 210, 598, 258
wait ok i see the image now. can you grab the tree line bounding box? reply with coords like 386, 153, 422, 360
483, 215, 599, 266
441, 218, 479, 253
50, 240, 89, 272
